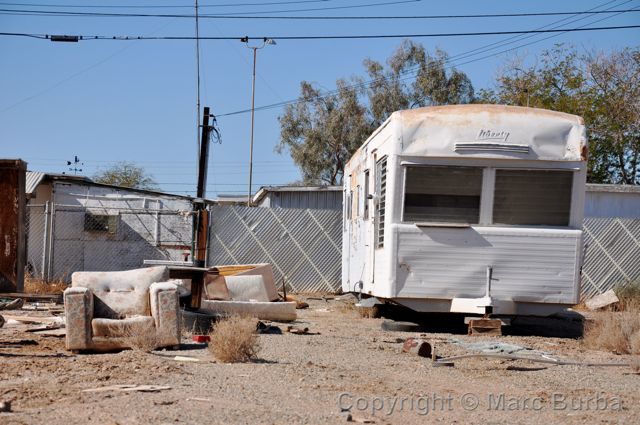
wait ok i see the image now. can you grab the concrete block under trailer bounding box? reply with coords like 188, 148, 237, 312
342, 104, 587, 317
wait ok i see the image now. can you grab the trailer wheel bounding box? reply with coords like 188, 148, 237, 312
380, 319, 427, 332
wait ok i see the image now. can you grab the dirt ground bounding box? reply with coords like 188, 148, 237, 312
1, 297, 639, 424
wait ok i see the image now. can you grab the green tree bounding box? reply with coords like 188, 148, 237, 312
278, 41, 475, 185
481, 44, 640, 184
277, 79, 372, 185
93, 161, 158, 190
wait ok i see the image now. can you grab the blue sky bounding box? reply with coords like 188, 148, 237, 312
1, 0, 638, 198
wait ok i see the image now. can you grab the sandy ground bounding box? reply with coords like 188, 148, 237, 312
1, 297, 638, 425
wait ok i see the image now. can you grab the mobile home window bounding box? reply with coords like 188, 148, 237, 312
363, 170, 370, 219
375, 157, 387, 248
403, 166, 482, 224
493, 170, 573, 226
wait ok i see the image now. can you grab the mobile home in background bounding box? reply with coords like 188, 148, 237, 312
342, 105, 588, 317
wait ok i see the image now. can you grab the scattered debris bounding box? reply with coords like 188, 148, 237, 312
82, 385, 171, 393
434, 353, 631, 368
186, 397, 212, 402
285, 295, 309, 309
450, 339, 538, 355
0, 400, 12, 413
402, 338, 432, 358
256, 321, 282, 334
586, 289, 620, 311
31, 328, 66, 338
24, 324, 62, 333
174, 356, 200, 362
0, 314, 64, 326
0, 339, 38, 348
286, 326, 310, 335
0, 298, 24, 311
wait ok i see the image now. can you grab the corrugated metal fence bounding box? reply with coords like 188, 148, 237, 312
208, 205, 342, 293
582, 218, 640, 299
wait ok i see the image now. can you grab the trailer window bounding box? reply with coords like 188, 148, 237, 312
375, 157, 387, 248
403, 166, 482, 224
363, 170, 370, 220
493, 170, 573, 226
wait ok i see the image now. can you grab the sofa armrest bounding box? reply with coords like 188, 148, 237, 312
150, 281, 181, 347
64, 287, 94, 350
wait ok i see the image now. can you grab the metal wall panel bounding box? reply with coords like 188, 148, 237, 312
208, 205, 342, 293
394, 226, 581, 304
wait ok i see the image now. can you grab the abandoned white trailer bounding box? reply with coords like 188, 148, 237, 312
342, 105, 588, 316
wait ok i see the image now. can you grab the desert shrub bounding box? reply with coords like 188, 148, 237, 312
583, 312, 640, 354
24, 275, 67, 294
208, 315, 261, 363
112, 323, 158, 353
615, 280, 640, 312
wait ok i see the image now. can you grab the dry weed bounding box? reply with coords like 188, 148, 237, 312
208, 315, 260, 363
583, 311, 640, 354
107, 323, 158, 353
615, 281, 640, 312
24, 275, 68, 294
357, 305, 380, 319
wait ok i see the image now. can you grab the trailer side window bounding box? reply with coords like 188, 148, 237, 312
493, 170, 573, 226
403, 166, 482, 224
364, 170, 370, 219
375, 157, 387, 248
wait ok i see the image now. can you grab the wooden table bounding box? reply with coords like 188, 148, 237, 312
143, 261, 218, 310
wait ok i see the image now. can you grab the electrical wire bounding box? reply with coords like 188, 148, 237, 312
1, 7, 638, 19
214, 0, 637, 117
0, 0, 425, 17
0, 1, 334, 8
1, 24, 637, 42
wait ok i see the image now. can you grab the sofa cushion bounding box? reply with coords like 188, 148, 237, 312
71, 266, 169, 316
225, 275, 272, 302
92, 316, 155, 338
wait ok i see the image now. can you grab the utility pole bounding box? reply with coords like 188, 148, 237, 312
241, 37, 276, 206
195, 0, 202, 167
193, 107, 212, 275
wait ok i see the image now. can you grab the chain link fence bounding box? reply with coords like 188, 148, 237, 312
208, 205, 342, 293
26, 203, 193, 282
24, 203, 639, 298
582, 218, 640, 299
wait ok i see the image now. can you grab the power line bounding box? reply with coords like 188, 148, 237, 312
0, 1, 333, 8
1, 24, 638, 42
0, 0, 425, 17
216, 0, 633, 117
1, 7, 639, 19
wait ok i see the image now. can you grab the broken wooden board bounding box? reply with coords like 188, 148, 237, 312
31, 328, 66, 337
0, 314, 64, 325
82, 385, 171, 393
0, 293, 62, 303
468, 319, 502, 336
